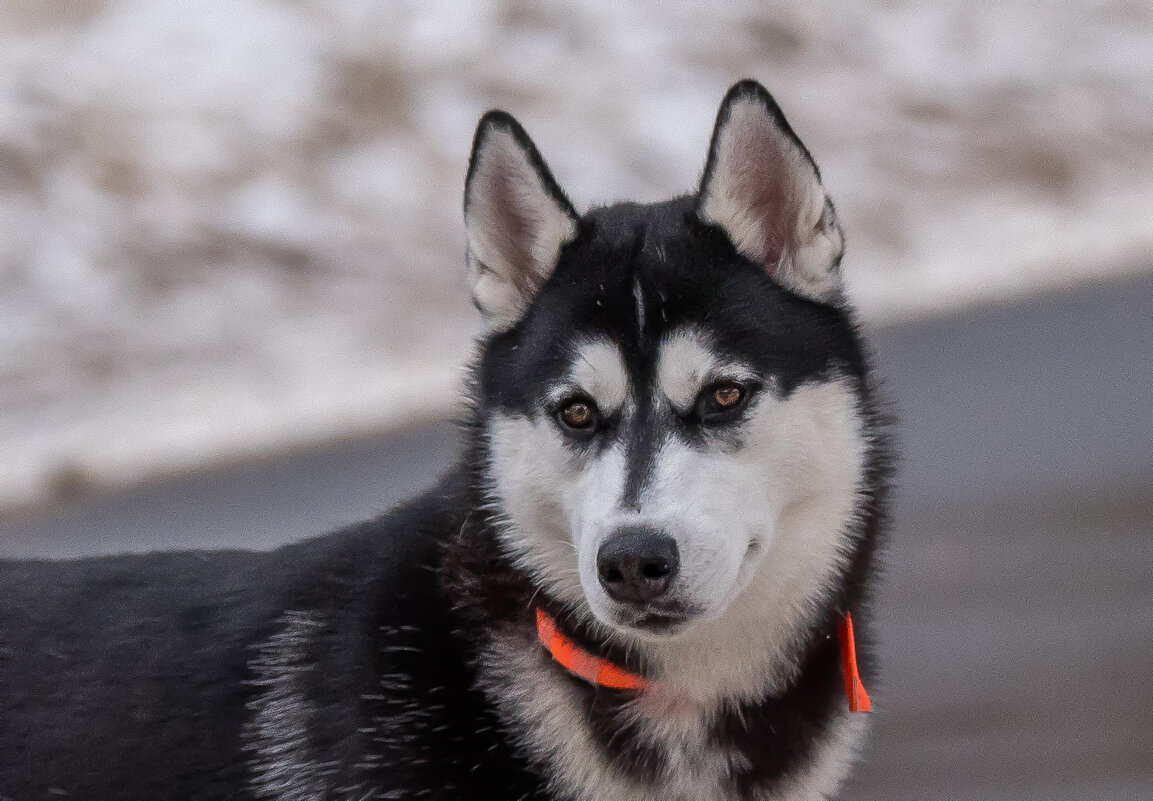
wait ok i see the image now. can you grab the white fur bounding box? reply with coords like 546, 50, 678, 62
482, 322, 871, 799
699, 96, 844, 302
615, 379, 866, 703
485, 327, 869, 703
642, 327, 868, 702
480, 626, 868, 801
465, 126, 577, 330
480, 627, 751, 801
486, 411, 591, 610
486, 338, 634, 608
567, 339, 630, 414
776, 712, 869, 801
246, 610, 336, 801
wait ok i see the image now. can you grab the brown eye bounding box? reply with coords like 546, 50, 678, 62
696, 381, 751, 422
712, 385, 743, 409
559, 400, 597, 430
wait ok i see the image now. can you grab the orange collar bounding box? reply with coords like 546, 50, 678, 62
535, 607, 870, 712
535, 608, 649, 690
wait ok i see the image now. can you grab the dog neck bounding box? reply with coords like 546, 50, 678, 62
535, 605, 869, 713
443, 509, 859, 711
441, 500, 875, 800
468, 587, 865, 801
442, 459, 875, 708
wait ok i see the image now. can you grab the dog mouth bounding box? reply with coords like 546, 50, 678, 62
631, 613, 688, 634
617, 604, 697, 636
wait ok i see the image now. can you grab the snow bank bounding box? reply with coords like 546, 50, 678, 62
2, 1, 1150, 512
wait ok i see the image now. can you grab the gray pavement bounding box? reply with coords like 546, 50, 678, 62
2, 274, 1151, 799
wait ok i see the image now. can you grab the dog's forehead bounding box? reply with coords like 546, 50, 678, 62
482, 198, 863, 409
540, 201, 759, 370
552, 203, 722, 331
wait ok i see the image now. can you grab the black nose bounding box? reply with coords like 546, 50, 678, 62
596, 528, 679, 604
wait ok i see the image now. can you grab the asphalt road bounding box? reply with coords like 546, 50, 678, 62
3, 274, 1151, 800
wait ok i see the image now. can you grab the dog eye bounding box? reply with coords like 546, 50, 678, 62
711, 385, 743, 409
557, 399, 598, 431
697, 382, 749, 421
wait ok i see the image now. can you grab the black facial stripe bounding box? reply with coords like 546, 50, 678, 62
620, 399, 666, 510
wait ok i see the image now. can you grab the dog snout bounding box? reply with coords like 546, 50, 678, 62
596, 528, 679, 604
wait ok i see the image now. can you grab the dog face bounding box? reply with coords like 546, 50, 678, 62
467, 82, 868, 641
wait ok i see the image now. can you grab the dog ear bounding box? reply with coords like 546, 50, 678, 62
698, 80, 844, 302
464, 111, 579, 330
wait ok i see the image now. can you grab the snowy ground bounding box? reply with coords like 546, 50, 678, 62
2, 1, 1151, 513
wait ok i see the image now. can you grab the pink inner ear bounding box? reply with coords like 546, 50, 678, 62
729, 117, 802, 270
485, 156, 539, 297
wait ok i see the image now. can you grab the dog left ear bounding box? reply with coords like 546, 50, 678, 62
698, 81, 845, 302
464, 111, 579, 330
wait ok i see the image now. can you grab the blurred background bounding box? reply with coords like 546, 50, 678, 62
1, 2, 1150, 799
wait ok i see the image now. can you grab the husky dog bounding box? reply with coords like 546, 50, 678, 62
0, 80, 891, 801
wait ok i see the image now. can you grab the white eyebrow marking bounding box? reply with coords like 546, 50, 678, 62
632, 276, 645, 338
656, 328, 755, 411
567, 338, 629, 412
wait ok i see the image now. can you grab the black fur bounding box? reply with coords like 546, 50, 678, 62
1, 81, 892, 801
0, 472, 550, 801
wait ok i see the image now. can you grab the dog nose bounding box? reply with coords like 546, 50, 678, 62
596, 528, 679, 604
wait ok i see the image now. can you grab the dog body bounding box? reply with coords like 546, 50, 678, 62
1, 81, 891, 801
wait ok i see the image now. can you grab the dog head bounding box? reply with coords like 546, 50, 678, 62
466, 81, 868, 644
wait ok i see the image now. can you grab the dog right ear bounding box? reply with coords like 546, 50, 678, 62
464, 112, 579, 330
698, 81, 845, 303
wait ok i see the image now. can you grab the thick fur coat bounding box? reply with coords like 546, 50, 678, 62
1, 81, 891, 801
